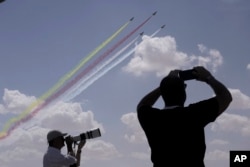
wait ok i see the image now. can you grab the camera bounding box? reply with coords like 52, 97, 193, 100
71, 128, 101, 142
178, 69, 197, 81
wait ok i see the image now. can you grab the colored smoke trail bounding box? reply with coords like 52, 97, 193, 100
0, 101, 46, 140
68, 28, 162, 97
63, 34, 140, 101
40, 12, 154, 105
0, 19, 131, 139
74, 46, 137, 95
150, 27, 162, 37
41, 19, 131, 101
0, 13, 155, 139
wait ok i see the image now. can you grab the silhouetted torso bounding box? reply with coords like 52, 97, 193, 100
137, 98, 219, 167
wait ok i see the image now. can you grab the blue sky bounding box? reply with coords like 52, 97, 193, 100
0, 0, 250, 167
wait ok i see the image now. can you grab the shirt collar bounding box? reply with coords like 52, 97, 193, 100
164, 105, 181, 109
48, 146, 61, 153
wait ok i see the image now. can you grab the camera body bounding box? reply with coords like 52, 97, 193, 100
72, 128, 101, 142
179, 69, 197, 81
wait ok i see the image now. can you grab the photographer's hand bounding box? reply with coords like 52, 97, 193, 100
76, 140, 86, 167
65, 136, 75, 156
193, 66, 212, 82
77, 140, 86, 150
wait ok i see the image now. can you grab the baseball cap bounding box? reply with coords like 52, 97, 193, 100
47, 130, 67, 142
160, 76, 185, 92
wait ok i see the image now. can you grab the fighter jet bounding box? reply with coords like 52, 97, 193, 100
152, 11, 157, 15
130, 17, 134, 21
161, 25, 166, 29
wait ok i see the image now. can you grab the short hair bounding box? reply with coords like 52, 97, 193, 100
160, 76, 186, 106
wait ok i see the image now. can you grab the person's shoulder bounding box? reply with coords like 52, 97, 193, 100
137, 105, 160, 113
187, 97, 218, 109
137, 105, 150, 112
137, 105, 161, 120
185, 97, 219, 123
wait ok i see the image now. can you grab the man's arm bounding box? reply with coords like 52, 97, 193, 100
137, 87, 161, 111
65, 136, 78, 167
205, 76, 232, 115
137, 70, 180, 111
76, 140, 86, 167
66, 136, 75, 157
193, 66, 232, 116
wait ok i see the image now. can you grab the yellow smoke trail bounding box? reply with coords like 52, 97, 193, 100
41, 20, 131, 101
0, 19, 132, 138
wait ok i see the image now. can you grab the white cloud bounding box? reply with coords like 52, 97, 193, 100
130, 151, 150, 160
83, 140, 122, 160
120, 112, 146, 143
197, 43, 223, 72
209, 139, 229, 146
0, 89, 36, 114
198, 44, 207, 53
211, 113, 250, 136
209, 49, 223, 72
0, 146, 43, 167
205, 149, 228, 161
39, 101, 104, 133
229, 88, 250, 110
123, 36, 223, 77
0, 128, 47, 167
247, 64, 250, 70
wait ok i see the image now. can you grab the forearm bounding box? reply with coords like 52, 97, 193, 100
76, 149, 81, 166
68, 147, 79, 167
67, 145, 76, 157
137, 87, 161, 110
75, 140, 86, 166
206, 76, 232, 115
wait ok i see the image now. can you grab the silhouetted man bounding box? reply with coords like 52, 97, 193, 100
43, 130, 86, 167
137, 66, 232, 167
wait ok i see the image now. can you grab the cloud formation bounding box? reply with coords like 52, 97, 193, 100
205, 149, 229, 161
247, 64, 250, 70
229, 88, 250, 110
211, 113, 250, 136
0, 89, 36, 114
123, 35, 223, 77
121, 112, 146, 143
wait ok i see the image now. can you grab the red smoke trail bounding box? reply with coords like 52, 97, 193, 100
44, 13, 155, 105
1, 12, 156, 139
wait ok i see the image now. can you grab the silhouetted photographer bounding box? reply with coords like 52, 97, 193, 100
43, 130, 86, 167
137, 66, 232, 167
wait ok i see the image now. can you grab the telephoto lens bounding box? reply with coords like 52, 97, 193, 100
72, 128, 101, 142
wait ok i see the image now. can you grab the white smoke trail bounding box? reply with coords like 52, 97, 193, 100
63, 28, 163, 101
70, 46, 137, 96
61, 35, 140, 101
150, 28, 161, 37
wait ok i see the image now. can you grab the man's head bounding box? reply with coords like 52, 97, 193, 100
47, 130, 67, 149
160, 76, 186, 107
